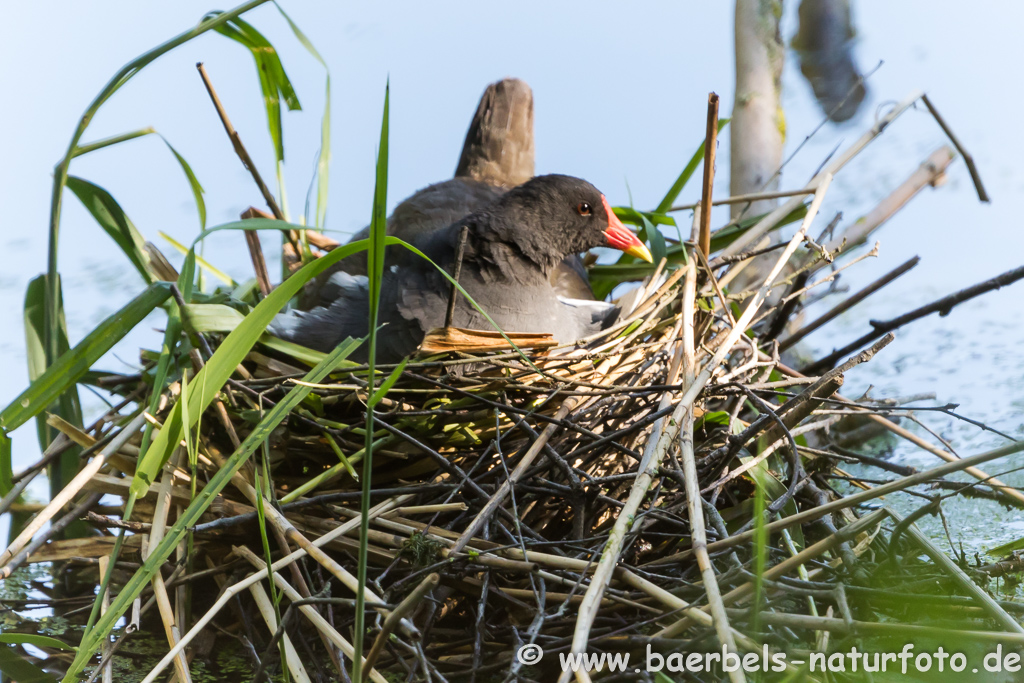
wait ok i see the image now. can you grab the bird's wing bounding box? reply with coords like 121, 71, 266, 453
269, 272, 370, 354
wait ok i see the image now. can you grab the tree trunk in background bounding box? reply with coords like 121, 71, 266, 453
731, 0, 785, 221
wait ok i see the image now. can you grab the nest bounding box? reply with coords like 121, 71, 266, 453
9, 92, 1024, 683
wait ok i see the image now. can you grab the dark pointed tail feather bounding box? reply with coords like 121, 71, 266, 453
455, 78, 535, 188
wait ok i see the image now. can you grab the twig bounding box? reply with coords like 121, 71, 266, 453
698, 92, 720, 257
921, 94, 989, 202
445, 225, 470, 328
0, 412, 146, 573
886, 508, 1024, 633
780, 256, 919, 351
804, 262, 1024, 374
450, 395, 579, 553
651, 439, 1024, 564
658, 509, 888, 636
362, 573, 439, 680
669, 188, 814, 214
722, 90, 921, 257
773, 358, 1024, 506
819, 147, 954, 259
196, 63, 285, 221
83, 511, 152, 533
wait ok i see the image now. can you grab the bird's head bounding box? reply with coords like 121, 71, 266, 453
485, 174, 653, 271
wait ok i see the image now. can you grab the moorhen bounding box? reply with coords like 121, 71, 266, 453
269, 174, 653, 362
305, 78, 596, 307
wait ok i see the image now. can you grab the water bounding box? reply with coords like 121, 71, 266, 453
1, 2, 1022, 558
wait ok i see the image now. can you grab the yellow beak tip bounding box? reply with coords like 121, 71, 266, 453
626, 243, 654, 264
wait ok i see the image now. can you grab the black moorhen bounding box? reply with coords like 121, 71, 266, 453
269, 175, 653, 362
305, 78, 596, 306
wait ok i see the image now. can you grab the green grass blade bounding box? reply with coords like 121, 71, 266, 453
22, 275, 84, 501
158, 232, 235, 287
612, 207, 677, 228
70, 129, 206, 231
0, 634, 71, 650
0, 645, 56, 683
655, 118, 730, 213
44, 0, 273, 408
160, 137, 207, 229
637, 213, 667, 265
368, 358, 407, 408
131, 228, 379, 506
64, 340, 358, 681
0, 432, 11, 498
0, 282, 172, 434
72, 127, 156, 157
22, 276, 53, 453
66, 176, 156, 283
274, 2, 330, 228
752, 482, 767, 635
353, 81, 389, 683
209, 12, 301, 164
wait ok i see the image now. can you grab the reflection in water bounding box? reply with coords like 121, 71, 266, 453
792, 0, 867, 121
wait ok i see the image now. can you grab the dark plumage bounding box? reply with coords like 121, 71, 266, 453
269, 175, 651, 362
303, 78, 595, 307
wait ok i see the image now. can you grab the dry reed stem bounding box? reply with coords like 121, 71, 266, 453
146, 447, 192, 683
676, 235, 743, 682
657, 509, 888, 637
206, 447, 413, 635
886, 508, 1024, 634
138, 496, 408, 683
780, 255, 920, 351
771, 358, 1024, 505
699, 92, 720, 257
0, 411, 146, 574
722, 90, 922, 257
652, 439, 1024, 565
821, 146, 954, 257
562, 264, 694, 682
248, 579, 312, 682
669, 187, 815, 213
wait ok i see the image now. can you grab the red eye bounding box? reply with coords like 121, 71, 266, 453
577, 202, 592, 216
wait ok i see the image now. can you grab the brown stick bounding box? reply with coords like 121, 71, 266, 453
921, 94, 989, 202
699, 92, 720, 257
196, 62, 295, 283
444, 225, 470, 328
196, 63, 284, 221
804, 262, 1024, 374
244, 229, 273, 296
361, 573, 438, 681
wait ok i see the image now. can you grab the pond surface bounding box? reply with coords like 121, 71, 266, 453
1, 1, 1022, 559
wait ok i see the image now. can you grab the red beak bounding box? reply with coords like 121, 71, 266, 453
601, 195, 653, 262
